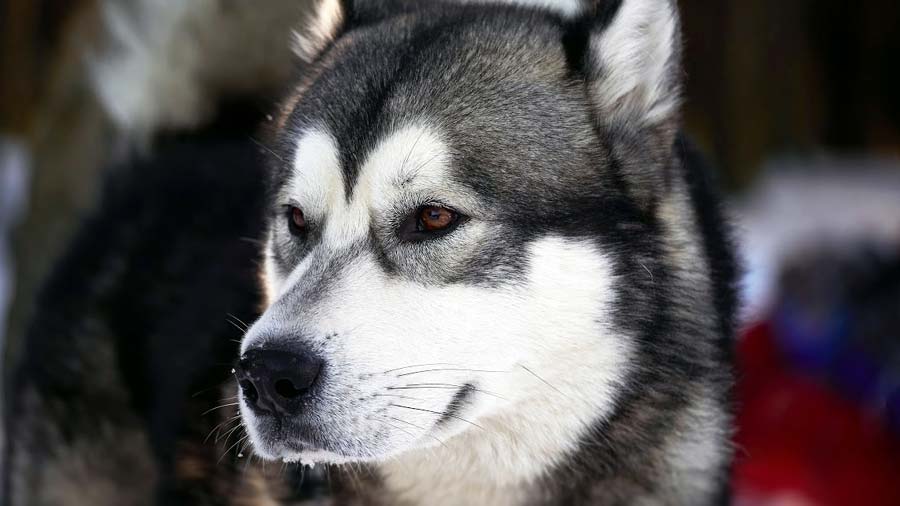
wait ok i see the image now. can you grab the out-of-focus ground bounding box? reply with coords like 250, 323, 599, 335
2, 0, 900, 504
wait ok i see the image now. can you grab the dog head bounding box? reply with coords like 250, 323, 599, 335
238, 0, 683, 465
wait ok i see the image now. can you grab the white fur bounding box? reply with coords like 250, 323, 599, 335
292, 0, 344, 62
284, 128, 346, 234
272, 122, 470, 259
378, 237, 630, 504
242, 122, 630, 500
590, 0, 680, 126
462, 0, 586, 18
261, 250, 280, 307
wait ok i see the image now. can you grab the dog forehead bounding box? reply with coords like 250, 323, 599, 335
283, 122, 453, 241
281, 11, 580, 179
354, 121, 452, 200
277, 15, 608, 236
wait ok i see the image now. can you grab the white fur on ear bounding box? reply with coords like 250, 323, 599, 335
292, 0, 345, 62
589, 0, 681, 127
462, 0, 587, 18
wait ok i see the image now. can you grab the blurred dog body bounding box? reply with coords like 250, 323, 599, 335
89, 0, 310, 136
3, 1, 315, 504
236, 0, 737, 504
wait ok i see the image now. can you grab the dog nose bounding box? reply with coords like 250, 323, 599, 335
235, 348, 323, 415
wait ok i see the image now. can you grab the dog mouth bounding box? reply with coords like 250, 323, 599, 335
243, 412, 368, 463
241, 381, 479, 462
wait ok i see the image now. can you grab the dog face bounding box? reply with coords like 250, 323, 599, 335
239, 0, 682, 466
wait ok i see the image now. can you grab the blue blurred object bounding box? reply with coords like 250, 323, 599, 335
771, 244, 900, 432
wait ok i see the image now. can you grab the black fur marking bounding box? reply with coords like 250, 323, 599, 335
434, 382, 475, 429
561, 19, 591, 78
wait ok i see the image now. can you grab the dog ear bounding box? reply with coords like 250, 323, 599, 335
462, 0, 683, 208
293, 0, 346, 63
293, 0, 428, 62
474, 0, 681, 134
581, 0, 681, 135
460, 0, 587, 18
576, 0, 683, 209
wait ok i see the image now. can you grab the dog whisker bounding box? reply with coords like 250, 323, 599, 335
250, 136, 284, 162
190, 381, 230, 398
388, 403, 484, 430
204, 414, 242, 443
383, 416, 433, 436
389, 382, 459, 388
229, 314, 251, 329
238, 436, 253, 458
239, 236, 266, 246
219, 434, 250, 465
380, 363, 459, 374
395, 367, 509, 377
219, 420, 246, 445
374, 416, 416, 440
390, 384, 507, 401
214, 418, 245, 444
201, 402, 240, 416
225, 313, 251, 333
399, 128, 427, 180
373, 393, 425, 402
243, 448, 259, 473
378, 415, 448, 449
519, 364, 569, 399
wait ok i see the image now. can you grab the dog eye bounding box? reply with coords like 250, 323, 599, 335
287, 206, 306, 235
399, 205, 464, 242
419, 206, 457, 232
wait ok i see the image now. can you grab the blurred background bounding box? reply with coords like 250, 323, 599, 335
2, 1, 900, 504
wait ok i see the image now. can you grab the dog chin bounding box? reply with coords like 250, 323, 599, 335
280, 448, 360, 466
244, 418, 387, 464
250, 425, 422, 466
256, 436, 402, 466
248, 431, 350, 464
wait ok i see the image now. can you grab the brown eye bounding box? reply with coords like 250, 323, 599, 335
398, 204, 466, 242
419, 206, 457, 232
288, 206, 306, 235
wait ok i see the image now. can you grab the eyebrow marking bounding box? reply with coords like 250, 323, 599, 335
287, 128, 344, 220
395, 127, 429, 186
284, 122, 453, 260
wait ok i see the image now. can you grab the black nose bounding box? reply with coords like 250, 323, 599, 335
235, 348, 323, 416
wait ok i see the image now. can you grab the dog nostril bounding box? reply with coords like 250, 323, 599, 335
274, 378, 306, 399
236, 348, 323, 414
240, 379, 259, 403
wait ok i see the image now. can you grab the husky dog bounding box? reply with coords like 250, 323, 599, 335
237, 0, 737, 504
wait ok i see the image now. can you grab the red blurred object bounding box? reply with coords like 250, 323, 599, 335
733, 323, 900, 505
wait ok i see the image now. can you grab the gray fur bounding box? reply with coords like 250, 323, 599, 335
244, 0, 737, 504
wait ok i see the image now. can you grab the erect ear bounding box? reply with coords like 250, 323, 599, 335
452, 0, 683, 208
291, 0, 424, 62
584, 0, 681, 133
576, 0, 683, 209
292, 0, 346, 63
